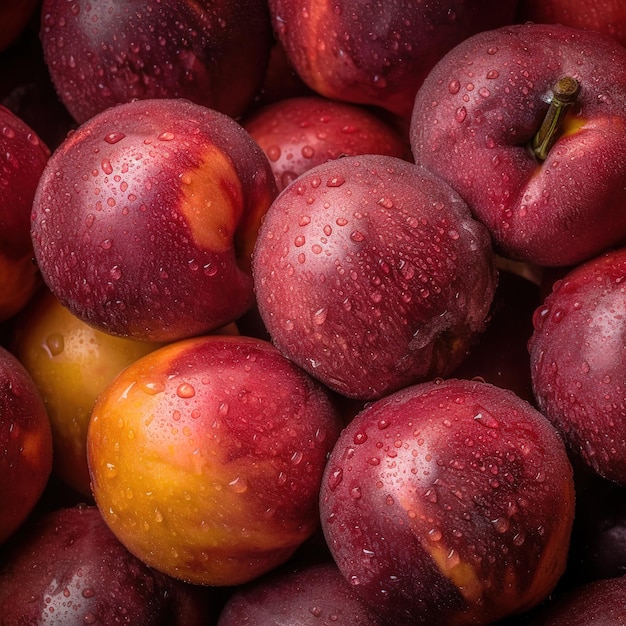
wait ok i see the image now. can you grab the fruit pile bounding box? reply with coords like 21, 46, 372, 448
1, 1, 626, 624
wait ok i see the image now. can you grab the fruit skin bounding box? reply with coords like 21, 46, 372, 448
528, 248, 626, 484
0, 344, 53, 546
87, 334, 342, 586
268, 0, 517, 120
530, 574, 626, 625
410, 23, 626, 266
39, 0, 273, 124
0, 505, 216, 625
11, 288, 164, 497
243, 95, 411, 192
31, 98, 277, 343
0, 105, 49, 321
320, 378, 575, 625
253, 154, 497, 400
217, 561, 382, 626
518, 0, 626, 48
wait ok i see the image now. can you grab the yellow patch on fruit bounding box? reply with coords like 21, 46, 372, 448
178, 145, 244, 254
560, 115, 587, 139
428, 541, 484, 604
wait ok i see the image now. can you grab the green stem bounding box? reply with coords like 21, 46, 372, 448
532, 77, 580, 161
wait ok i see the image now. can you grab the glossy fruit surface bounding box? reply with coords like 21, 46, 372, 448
253, 154, 496, 400
0, 344, 52, 545
411, 23, 626, 266
87, 334, 342, 585
529, 248, 626, 484
11, 288, 163, 496
0, 505, 215, 625
31, 97, 277, 342
40, 0, 273, 123
320, 378, 575, 625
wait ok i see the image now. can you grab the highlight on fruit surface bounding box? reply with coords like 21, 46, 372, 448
410, 22, 626, 266
529, 247, 626, 485
253, 154, 497, 400
39, 0, 274, 124
320, 378, 575, 625
87, 334, 342, 586
30, 97, 278, 343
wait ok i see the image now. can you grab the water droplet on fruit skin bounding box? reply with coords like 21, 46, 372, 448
176, 383, 195, 398
104, 132, 126, 144
328, 467, 343, 491
473, 406, 499, 428
455, 106, 467, 123
327, 176, 345, 187
448, 79, 460, 94
43, 333, 65, 357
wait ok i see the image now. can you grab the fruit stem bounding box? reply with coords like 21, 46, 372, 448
531, 77, 580, 161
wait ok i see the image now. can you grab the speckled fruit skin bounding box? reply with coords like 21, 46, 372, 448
518, 0, 626, 48
11, 288, 164, 497
320, 378, 575, 626
217, 561, 382, 626
268, 0, 517, 120
0, 105, 49, 321
40, 0, 273, 124
410, 23, 626, 266
529, 248, 626, 485
243, 96, 410, 191
531, 574, 626, 625
0, 506, 215, 625
31, 98, 277, 343
87, 334, 342, 586
0, 345, 52, 546
252, 154, 497, 400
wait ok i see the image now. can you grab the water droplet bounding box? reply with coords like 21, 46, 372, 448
104, 132, 126, 144
486, 69, 499, 79
43, 333, 64, 357
142, 381, 165, 395
473, 406, 499, 428
158, 131, 175, 141
109, 265, 122, 280
350, 230, 365, 242
266, 145, 281, 161
101, 158, 113, 175
492, 516, 509, 533
313, 307, 327, 325
354, 432, 368, 445
328, 467, 343, 490
448, 79, 461, 94
228, 476, 248, 493
351, 486, 362, 499
301, 145, 315, 158
327, 176, 345, 187
455, 106, 467, 123
177, 383, 195, 398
